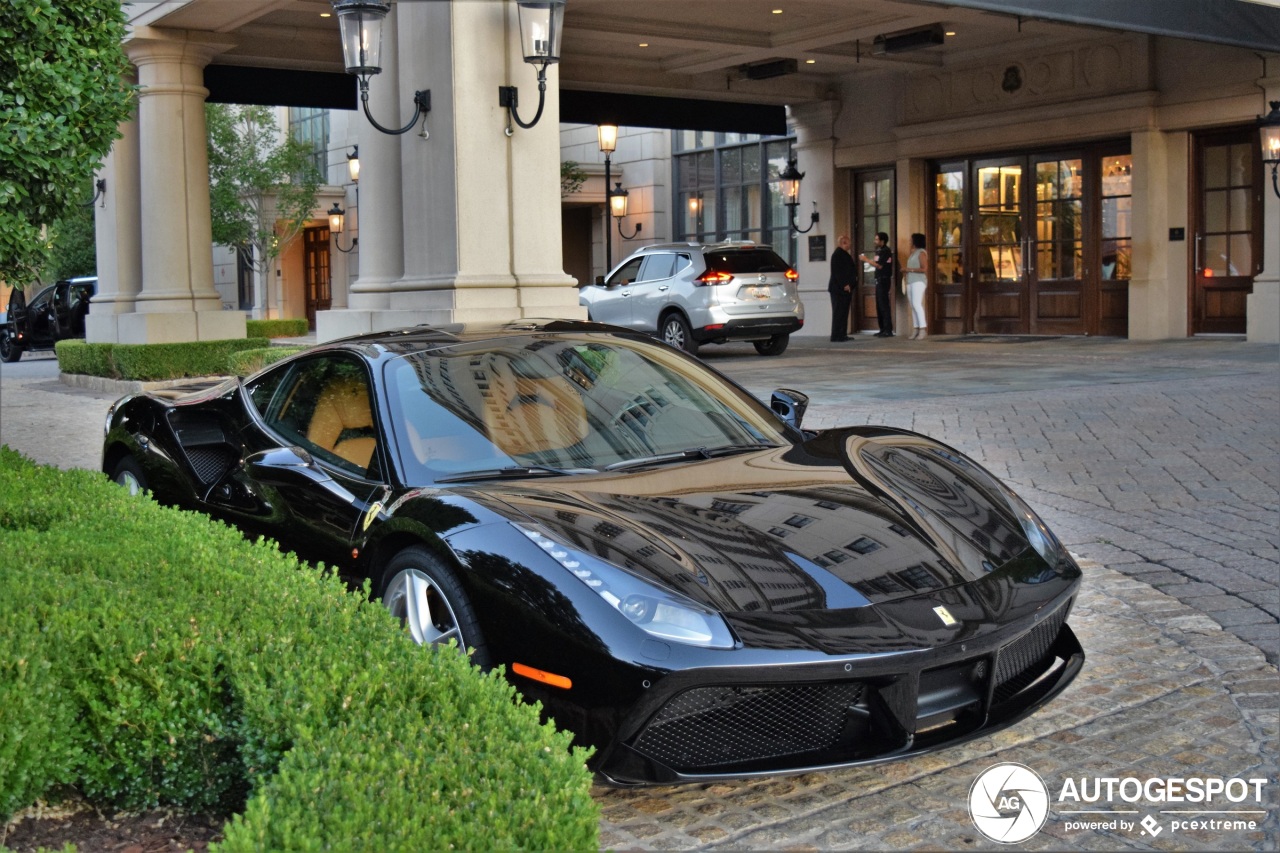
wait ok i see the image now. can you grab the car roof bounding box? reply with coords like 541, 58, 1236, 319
630, 240, 775, 254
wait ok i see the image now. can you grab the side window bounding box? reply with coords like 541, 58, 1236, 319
607, 256, 644, 286
637, 253, 677, 282
245, 364, 289, 415
673, 254, 692, 276
256, 355, 381, 478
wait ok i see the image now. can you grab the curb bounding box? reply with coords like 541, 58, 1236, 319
60, 372, 230, 396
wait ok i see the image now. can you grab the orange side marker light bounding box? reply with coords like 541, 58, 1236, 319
512, 662, 573, 690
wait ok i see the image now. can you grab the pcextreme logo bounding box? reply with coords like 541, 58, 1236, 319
968, 764, 1272, 844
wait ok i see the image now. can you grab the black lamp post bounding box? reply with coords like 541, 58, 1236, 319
1260, 100, 1280, 200
331, 0, 431, 137
599, 124, 617, 270
499, 0, 567, 134
779, 155, 818, 234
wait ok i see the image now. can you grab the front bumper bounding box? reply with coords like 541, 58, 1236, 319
595, 598, 1083, 785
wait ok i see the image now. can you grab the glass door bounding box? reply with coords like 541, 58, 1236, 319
1030, 155, 1085, 335
304, 226, 332, 330
974, 158, 1025, 334
1192, 130, 1260, 334
854, 170, 894, 334
934, 165, 966, 335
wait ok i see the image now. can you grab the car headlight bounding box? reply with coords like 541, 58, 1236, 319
1001, 487, 1066, 566
515, 524, 736, 649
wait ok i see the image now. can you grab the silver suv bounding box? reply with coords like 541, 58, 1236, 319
578, 241, 804, 356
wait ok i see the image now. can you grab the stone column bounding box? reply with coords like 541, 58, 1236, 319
87, 70, 142, 344
790, 102, 838, 338
1129, 129, 1189, 340
120, 29, 244, 344
1248, 76, 1280, 344
316, 1, 581, 342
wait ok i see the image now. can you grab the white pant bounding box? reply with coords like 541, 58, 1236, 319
908, 279, 927, 328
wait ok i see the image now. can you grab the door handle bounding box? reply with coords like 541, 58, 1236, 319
658, 285, 669, 292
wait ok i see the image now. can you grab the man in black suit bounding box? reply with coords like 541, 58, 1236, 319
828, 235, 856, 342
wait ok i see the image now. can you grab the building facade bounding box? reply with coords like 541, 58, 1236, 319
90, 1, 1279, 346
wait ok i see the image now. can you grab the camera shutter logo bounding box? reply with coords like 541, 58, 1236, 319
969, 762, 1050, 843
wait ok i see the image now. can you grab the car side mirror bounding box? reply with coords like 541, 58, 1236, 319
246, 446, 359, 505
595, 275, 605, 285
770, 388, 810, 430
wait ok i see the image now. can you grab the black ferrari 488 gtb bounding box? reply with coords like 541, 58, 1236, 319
103, 320, 1083, 785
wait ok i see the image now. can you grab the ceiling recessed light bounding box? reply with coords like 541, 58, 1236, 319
320, 11, 331, 17
805, 59, 816, 64
772, 9, 783, 14
639, 42, 649, 47
945, 30, 956, 36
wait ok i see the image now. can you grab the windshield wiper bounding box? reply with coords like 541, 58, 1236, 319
434, 465, 592, 484
604, 443, 778, 472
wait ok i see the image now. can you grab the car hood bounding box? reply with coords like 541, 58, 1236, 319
466, 428, 1068, 619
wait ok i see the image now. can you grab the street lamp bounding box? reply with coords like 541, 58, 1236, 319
498, 0, 567, 135
1260, 100, 1280, 199
331, 0, 431, 138
328, 203, 358, 253
779, 155, 819, 234
346, 146, 361, 184
609, 182, 642, 240
599, 123, 618, 269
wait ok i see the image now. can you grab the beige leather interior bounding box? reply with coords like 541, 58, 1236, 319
481, 369, 588, 457
306, 377, 376, 470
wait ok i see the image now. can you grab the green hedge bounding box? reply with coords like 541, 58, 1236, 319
245, 319, 309, 339
55, 338, 270, 381
225, 346, 306, 376
0, 447, 598, 849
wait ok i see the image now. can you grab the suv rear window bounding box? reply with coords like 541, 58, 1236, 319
704, 249, 791, 274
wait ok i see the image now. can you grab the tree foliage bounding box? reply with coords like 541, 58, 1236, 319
0, 0, 133, 288
561, 160, 587, 197
42, 181, 99, 281
206, 104, 321, 291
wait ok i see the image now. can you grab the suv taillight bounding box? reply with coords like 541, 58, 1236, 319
696, 270, 734, 285
785, 268, 799, 281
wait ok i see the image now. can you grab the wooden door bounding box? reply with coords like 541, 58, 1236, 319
1028, 154, 1086, 335
303, 226, 332, 330
1192, 131, 1261, 334
973, 158, 1026, 334
854, 170, 894, 333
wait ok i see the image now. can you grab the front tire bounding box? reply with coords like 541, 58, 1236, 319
753, 334, 790, 356
380, 546, 490, 667
660, 313, 698, 355
0, 331, 22, 363
110, 455, 148, 496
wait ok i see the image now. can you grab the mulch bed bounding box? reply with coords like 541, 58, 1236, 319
3, 801, 225, 852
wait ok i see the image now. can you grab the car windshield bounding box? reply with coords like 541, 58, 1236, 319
382, 332, 793, 484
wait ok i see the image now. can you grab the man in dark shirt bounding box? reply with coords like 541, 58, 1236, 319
827, 235, 856, 342
860, 232, 895, 337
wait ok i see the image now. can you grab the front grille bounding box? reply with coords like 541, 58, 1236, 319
186, 446, 237, 485
633, 682, 864, 771
993, 604, 1068, 700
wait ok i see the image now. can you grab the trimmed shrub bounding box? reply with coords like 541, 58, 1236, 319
225, 346, 305, 377
55, 338, 269, 381
245, 319, 309, 339
0, 447, 598, 847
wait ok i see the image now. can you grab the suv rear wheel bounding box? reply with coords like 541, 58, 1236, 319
753, 334, 790, 356
660, 313, 698, 355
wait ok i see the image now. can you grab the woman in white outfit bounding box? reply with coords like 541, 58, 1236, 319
904, 233, 929, 340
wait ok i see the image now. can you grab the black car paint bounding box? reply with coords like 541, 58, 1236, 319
101, 321, 1084, 785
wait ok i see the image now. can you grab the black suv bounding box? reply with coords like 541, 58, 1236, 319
0, 276, 96, 362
